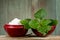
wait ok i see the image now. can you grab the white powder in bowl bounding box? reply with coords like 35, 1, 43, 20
9, 18, 22, 25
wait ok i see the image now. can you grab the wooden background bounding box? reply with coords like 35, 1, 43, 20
0, 0, 60, 35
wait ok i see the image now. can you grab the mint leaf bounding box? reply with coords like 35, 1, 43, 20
34, 8, 47, 19
20, 19, 31, 29
37, 25, 51, 36
40, 19, 52, 26
49, 19, 58, 26
36, 19, 52, 36
29, 19, 40, 29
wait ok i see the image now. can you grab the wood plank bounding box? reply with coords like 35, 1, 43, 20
0, 35, 60, 40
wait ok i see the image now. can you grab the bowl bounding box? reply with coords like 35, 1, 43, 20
32, 25, 56, 37
4, 24, 28, 37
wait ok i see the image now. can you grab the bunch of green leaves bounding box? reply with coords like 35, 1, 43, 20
29, 8, 58, 36
29, 19, 52, 36
20, 8, 58, 36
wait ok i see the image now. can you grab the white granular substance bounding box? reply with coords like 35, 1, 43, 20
9, 18, 22, 25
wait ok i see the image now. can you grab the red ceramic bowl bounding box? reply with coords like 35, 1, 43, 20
32, 25, 56, 37
4, 24, 28, 37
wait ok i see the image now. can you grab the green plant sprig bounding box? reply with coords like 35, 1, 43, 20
20, 8, 58, 36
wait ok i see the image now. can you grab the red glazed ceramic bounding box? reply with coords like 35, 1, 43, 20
32, 25, 56, 37
4, 24, 27, 37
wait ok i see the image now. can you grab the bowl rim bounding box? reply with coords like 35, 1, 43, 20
4, 24, 24, 26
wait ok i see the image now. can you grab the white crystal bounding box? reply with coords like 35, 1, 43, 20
9, 18, 22, 25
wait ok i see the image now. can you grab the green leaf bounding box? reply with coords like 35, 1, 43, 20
49, 19, 58, 26
34, 8, 47, 19
37, 25, 51, 36
40, 19, 52, 26
29, 19, 40, 29
20, 19, 31, 29
36, 19, 52, 36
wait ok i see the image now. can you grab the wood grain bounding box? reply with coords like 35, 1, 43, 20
0, 35, 60, 40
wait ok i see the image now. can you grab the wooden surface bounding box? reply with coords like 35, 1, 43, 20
0, 35, 60, 40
